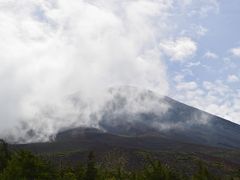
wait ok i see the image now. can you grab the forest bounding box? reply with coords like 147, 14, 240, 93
1, 139, 240, 180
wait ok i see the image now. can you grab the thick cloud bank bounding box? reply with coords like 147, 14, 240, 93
0, 0, 219, 142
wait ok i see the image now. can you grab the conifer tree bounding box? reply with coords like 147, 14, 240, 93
85, 151, 97, 180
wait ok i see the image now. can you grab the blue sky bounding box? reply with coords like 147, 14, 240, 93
166, 0, 240, 123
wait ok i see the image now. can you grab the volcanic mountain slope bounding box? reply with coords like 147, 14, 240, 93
97, 86, 240, 149
15, 86, 240, 150
10, 86, 240, 149
13, 127, 240, 176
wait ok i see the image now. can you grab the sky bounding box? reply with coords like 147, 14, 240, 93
169, 0, 240, 124
0, 0, 239, 141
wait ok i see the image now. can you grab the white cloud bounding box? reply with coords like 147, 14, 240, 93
196, 25, 208, 37
159, 37, 197, 62
180, 25, 208, 39
230, 47, 240, 58
179, 0, 219, 17
227, 75, 239, 83
176, 81, 198, 91
173, 77, 240, 124
223, 57, 237, 69
0, 0, 222, 142
204, 51, 218, 59
174, 74, 185, 83
0, 0, 172, 141
185, 61, 201, 68
198, 0, 219, 17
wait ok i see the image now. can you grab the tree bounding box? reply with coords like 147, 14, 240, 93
0, 139, 10, 172
0, 150, 58, 180
142, 156, 183, 180
192, 161, 218, 180
85, 151, 97, 180
101, 150, 128, 179
75, 163, 86, 180
60, 167, 77, 180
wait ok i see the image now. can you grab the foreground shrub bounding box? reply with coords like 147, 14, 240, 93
0, 150, 57, 180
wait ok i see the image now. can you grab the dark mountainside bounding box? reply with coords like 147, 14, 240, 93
9, 87, 240, 177
93, 86, 240, 149
14, 86, 240, 148
99, 95, 240, 149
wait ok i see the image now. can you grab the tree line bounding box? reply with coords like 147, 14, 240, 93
0, 139, 240, 180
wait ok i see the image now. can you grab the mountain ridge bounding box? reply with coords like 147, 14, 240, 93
8, 86, 240, 149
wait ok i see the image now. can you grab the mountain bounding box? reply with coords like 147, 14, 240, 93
13, 127, 240, 176
11, 87, 240, 175
96, 86, 240, 149
20, 86, 240, 149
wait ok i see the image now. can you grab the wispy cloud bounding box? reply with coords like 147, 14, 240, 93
230, 47, 240, 58
227, 74, 239, 83
173, 76, 240, 124
160, 37, 197, 62
204, 51, 218, 59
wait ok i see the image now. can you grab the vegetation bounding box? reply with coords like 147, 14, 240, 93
0, 140, 10, 172
0, 140, 239, 180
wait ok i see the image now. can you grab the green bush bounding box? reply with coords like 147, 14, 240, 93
0, 150, 58, 180
142, 158, 183, 180
192, 161, 219, 180
0, 140, 10, 172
